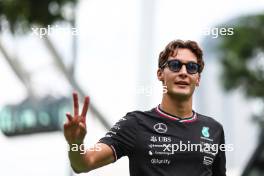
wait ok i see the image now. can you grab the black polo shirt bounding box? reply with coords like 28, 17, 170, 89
99, 105, 226, 176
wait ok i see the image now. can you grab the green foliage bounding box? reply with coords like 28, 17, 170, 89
218, 14, 264, 100
0, 0, 77, 33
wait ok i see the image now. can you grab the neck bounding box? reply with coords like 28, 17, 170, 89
160, 94, 193, 118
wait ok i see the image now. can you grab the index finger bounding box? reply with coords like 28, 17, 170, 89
81, 96, 90, 122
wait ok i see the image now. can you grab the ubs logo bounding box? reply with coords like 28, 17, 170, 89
153, 123, 168, 133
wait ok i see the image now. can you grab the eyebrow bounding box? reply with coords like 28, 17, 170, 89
167, 57, 198, 63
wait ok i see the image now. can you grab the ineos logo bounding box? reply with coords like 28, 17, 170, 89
153, 123, 167, 133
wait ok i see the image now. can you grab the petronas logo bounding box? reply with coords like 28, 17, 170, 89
202, 127, 210, 138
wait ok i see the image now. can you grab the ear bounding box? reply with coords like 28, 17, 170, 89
157, 68, 164, 83
196, 74, 201, 87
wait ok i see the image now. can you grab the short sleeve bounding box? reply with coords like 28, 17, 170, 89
98, 113, 138, 161
212, 126, 226, 176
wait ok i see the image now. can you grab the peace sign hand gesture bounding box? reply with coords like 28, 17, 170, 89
64, 92, 90, 145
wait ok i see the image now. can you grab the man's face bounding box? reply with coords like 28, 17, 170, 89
157, 48, 200, 99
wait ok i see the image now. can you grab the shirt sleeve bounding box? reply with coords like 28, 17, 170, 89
98, 113, 138, 161
212, 126, 226, 176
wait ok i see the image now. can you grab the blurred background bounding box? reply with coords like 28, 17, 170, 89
0, 0, 264, 175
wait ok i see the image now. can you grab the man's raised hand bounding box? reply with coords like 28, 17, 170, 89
64, 92, 90, 145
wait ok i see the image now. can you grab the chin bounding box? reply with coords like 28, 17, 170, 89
168, 89, 191, 99
173, 87, 190, 95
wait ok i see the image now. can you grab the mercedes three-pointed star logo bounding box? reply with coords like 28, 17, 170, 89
153, 123, 168, 133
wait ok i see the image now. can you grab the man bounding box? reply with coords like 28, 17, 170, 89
64, 39, 226, 176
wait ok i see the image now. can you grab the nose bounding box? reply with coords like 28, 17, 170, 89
178, 65, 188, 77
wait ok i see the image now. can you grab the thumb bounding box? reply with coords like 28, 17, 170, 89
79, 122, 86, 130
79, 122, 87, 136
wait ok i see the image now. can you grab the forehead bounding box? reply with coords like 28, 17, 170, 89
169, 48, 197, 62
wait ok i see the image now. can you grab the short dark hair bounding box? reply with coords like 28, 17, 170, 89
158, 39, 204, 73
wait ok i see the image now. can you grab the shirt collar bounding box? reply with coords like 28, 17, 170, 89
154, 104, 197, 123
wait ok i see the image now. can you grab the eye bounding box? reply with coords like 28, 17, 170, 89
169, 60, 181, 71
189, 62, 198, 68
187, 62, 199, 72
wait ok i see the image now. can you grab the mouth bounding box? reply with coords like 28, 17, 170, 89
174, 81, 190, 86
